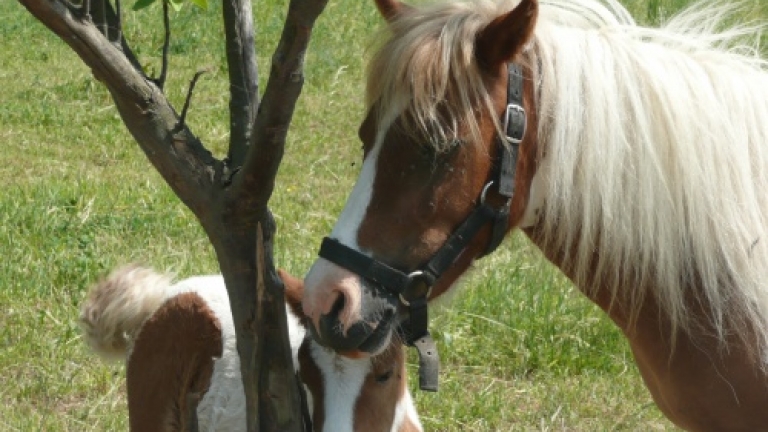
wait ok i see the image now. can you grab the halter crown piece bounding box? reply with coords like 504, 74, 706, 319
318, 64, 526, 391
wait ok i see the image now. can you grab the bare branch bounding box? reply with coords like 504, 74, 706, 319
88, 0, 143, 72
228, 0, 330, 219
222, 0, 260, 168
156, 0, 171, 89
174, 69, 209, 133
82, 0, 90, 20
96, 0, 106, 35
114, 0, 122, 43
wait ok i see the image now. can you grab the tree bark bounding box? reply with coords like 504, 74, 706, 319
222, 0, 259, 167
17, 0, 327, 430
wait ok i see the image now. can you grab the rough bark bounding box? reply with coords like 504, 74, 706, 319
16, 0, 327, 430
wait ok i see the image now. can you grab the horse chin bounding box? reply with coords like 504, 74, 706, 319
339, 330, 392, 359
309, 308, 396, 356
339, 349, 369, 359
356, 326, 393, 356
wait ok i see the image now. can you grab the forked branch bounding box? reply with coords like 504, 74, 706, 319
228, 0, 330, 219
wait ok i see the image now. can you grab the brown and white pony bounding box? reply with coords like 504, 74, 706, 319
301, 0, 768, 430
80, 265, 422, 432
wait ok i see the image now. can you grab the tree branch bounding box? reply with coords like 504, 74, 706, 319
228, 0, 329, 220
174, 69, 209, 134
18, 0, 222, 217
156, 0, 170, 89
89, 0, 143, 72
222, 0, 260, 168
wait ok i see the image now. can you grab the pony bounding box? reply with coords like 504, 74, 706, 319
79, 265, 422, 432
300, 0, 768, 429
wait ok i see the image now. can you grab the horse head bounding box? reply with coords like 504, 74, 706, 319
302, 0, 541, 358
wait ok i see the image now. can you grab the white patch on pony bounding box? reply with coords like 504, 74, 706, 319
328, 142, 381, 248
163, 276, 306, 432
390, 389, 423, 432
310, 342, 371, 432
149, 276, 246, 432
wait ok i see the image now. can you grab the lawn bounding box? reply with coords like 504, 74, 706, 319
1, 0, 765, 430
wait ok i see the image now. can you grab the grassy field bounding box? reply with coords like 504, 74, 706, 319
2, 0, 766, 430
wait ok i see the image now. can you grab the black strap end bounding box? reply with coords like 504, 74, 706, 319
414, 333, 440, 392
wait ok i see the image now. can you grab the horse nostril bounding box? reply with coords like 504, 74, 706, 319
329, 291, 347, 317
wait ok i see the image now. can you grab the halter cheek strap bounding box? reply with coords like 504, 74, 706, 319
318, 63, 526, 392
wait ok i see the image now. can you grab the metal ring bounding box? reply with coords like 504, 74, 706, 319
399, 286, 432, 307
399, 293, 411, 307
399, 270, 432, 307
480, 181, 494, 204
407, 270, 425, 279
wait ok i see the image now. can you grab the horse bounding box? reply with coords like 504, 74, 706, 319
79, 265, 422, 432
300, 0, 768, 429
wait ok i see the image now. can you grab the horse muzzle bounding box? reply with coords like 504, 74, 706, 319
308, 281, 399, 355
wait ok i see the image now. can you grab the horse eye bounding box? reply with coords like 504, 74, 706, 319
420, 138, 463, 160
375, 368, 394, 383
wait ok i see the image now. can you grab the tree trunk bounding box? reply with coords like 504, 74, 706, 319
16, 0, 328, 430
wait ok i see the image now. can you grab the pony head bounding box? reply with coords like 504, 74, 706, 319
281, 270, 422, 431
302, 0, 540, 356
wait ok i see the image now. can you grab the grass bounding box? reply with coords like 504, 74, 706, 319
1, 0, 766, 430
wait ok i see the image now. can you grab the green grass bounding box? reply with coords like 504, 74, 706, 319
2, 0, 766, 430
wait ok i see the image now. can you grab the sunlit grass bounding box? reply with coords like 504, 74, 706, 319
2, 0, 765, 429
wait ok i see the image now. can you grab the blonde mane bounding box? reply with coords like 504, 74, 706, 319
368, 0, 768, 360
533, 0, 768, 357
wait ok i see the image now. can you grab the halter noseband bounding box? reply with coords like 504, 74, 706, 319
317, 63, 526, 391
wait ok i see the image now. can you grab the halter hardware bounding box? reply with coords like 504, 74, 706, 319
317, 63, 526, 392
504, 103, 526, 144
399, 271, 434, 307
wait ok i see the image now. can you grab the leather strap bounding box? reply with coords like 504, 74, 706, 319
319, 238, 410, 294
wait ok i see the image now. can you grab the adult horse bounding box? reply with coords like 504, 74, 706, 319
80, 266, 422, 432
301, 0, 768, 429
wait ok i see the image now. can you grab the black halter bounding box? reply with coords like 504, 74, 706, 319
318, 63, 526, 391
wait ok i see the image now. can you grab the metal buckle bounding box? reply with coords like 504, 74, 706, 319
503, 103, 526, 144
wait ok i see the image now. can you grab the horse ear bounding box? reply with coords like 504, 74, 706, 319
373, 0, 413, 21
278, 269, 305, 319
475, 0, 538, 70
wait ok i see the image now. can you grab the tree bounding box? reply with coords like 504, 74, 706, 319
16, 0, 328, 430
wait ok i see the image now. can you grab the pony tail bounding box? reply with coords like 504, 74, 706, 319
79, 265, 172, 361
